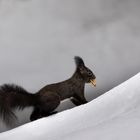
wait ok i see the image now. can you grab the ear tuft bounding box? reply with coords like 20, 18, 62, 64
74, 56, 85, 67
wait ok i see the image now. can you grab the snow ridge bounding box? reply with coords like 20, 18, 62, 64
0, 73, 140, 140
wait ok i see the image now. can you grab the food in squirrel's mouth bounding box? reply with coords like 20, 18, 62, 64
90, 79, 96, 87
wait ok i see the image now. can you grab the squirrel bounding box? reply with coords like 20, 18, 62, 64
0, 56, 96, 126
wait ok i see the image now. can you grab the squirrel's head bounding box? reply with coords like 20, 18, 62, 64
74, 56, 96, 87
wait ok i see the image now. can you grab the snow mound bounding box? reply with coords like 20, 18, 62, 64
0, 73, 140, 140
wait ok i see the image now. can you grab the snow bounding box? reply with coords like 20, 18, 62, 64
0, 0, 140, 135
0, 73, 140, 140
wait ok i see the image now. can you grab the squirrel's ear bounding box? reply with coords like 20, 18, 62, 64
74, 56, 85, 67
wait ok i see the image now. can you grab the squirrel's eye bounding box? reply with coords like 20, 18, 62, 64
88, 71, 92, 76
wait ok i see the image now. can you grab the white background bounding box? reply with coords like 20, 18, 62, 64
0, 0, 140, 132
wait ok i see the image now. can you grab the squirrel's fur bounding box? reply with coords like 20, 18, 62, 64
0, 56, 96, 126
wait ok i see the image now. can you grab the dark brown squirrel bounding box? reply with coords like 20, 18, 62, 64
0, 56, 96, 126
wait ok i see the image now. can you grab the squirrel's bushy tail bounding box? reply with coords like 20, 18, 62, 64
0, 100, 17, 126
0, 84, 36, 126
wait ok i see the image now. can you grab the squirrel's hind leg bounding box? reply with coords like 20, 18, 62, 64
30, 92, 60, 121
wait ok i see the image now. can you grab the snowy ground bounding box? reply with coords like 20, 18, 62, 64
0, 73, 140, 140
0, 0, 140, 134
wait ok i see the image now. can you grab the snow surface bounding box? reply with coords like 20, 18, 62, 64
0, 0, 140, 133
0, 73, 140, 140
